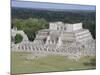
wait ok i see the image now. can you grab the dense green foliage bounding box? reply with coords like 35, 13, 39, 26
15, 34, 23, 44
12, 18, 48, 41
11, 7, 96, 41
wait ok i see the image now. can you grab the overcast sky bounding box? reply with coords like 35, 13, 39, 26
11, 1, 96, 10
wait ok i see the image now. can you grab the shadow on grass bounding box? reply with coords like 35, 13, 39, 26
83, 58, 96, 67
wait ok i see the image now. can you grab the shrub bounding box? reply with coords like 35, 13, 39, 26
15, 34, 23, 44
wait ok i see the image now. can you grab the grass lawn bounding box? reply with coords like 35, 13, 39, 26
11, 51, 96, 74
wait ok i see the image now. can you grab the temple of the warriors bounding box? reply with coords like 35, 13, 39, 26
11, 22, 96, 59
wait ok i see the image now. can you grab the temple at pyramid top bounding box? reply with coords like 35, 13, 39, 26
49, 21, 82, 32
11, 21, 95, 58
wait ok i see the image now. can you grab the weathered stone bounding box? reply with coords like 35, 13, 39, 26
11, 22, 96, 59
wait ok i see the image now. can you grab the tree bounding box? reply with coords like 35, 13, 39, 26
15, 34, 23, 44
12, 18, 49, 41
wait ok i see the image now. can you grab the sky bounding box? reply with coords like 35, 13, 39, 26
11, 1, 96, 10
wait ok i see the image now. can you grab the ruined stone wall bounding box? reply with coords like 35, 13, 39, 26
11, 22, 96, 59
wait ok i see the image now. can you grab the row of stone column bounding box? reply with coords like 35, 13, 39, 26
11, 40, 96, 57
12, 44, 83, 55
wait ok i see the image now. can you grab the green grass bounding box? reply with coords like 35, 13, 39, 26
11, 51, 96, 74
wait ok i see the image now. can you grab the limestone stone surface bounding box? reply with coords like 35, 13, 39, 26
11, 22, 96, 59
